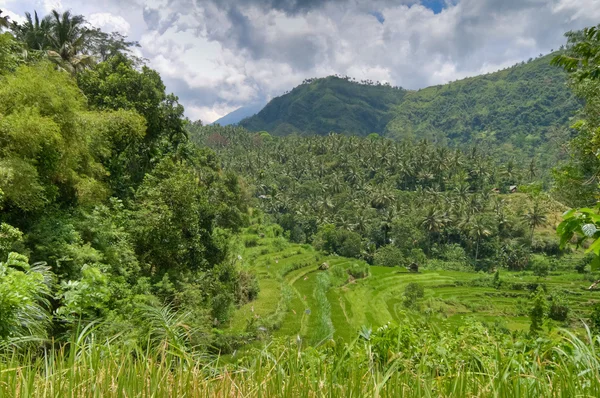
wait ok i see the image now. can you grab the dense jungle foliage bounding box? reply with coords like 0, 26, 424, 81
2, 7, 600, 397
0, 11, 253, 348
191, 124, 561, 272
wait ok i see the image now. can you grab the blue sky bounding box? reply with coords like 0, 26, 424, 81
2, 0, 599, 122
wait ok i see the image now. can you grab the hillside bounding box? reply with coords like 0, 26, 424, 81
385, 54, 581, 153
240, 76, 407, 135
240, 55, 580, 152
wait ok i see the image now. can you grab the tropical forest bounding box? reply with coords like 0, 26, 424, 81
2, 4, 600, 397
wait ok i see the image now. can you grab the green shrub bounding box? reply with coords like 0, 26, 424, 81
575, 255, 594, 273
531, 255, 550, 278
347, 263, 369, 279
272, 237, 288, 251
591, 303, 600, 333
403, 282, 425, 310
374, 245, 403, 267
548, 292, 569, 322
313, 225, 362, 258
235, 270, 260, 305
439, 243, 467, 263
529, 286, 548, 335
244, 235, 259, 247
0, 252, 53, 340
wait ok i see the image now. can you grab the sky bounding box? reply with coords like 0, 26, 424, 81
2, 0, 600, 123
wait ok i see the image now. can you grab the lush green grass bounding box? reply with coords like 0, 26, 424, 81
3, 322, 600, 397
228, 229, 600, 344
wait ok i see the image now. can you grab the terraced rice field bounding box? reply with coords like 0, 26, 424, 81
228, 230, 600, 343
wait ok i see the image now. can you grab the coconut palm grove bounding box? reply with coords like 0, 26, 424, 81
3, 5, 600, 397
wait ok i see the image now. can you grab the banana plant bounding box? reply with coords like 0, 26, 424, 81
558, 206, 600, 271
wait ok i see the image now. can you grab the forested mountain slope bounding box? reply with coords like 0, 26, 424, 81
240, 55, 580, 155
385, 54, 580, 153
240, 76, 407, 135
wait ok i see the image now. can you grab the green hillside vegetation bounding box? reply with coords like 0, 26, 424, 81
241, 76, 407, 135
191, 125, 566, 273
241, 55, 580, 172
385, 55, 580, 155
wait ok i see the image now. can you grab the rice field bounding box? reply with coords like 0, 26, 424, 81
229, 229, 600, 343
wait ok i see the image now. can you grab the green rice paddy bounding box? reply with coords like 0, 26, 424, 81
228, 230, 600, 342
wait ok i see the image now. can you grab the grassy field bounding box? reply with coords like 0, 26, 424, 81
228, 226, 600, 344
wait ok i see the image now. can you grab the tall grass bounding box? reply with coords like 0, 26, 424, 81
2, 321, 600, 397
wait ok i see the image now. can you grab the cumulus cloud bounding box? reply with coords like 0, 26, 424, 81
3, 0, 600, 122
88, 13, 131, 35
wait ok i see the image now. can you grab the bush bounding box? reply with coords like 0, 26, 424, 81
244, 236, 259, 248
403, 282, 425, 309
529, 286, 548, 335
591, 303, 600, 333
374, 245, 403, 267
439, 243, 467, 263
548, 292, 570, 322
272, 237, 289, 251
313, 225, 362, 258
406, 248, 427, 268
531, 236, 561, 255
530, 255, 550, 278
575, 255, 594, 273
235, 270, 260, 305
347, 263, 369, 279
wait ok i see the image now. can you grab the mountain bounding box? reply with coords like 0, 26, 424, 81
384, 54, 580, 151
240, 77, 407, 135
212, 102, 265, 126
240, 55, 580, 152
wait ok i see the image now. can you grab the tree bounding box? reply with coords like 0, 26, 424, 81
523, 201, 547, 244
529, 286, 548, 335
552, 25, 600, 81
374, 245, 404, 267
10, 11, 51, 50
77, 54, 187, 189
467, 216, 492, 264
0, 10, 10, 30
131, 148, 247, 278
11, 9, 138, 74
0, 63, 109, 213
552, 25, 600, 207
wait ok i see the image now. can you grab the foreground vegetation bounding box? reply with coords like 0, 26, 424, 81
2, 322, 600, 397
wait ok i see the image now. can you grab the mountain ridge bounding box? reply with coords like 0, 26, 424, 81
238, 54, 579, 152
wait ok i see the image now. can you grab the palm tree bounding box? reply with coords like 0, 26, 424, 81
10, 11, 51, 49
0, 10, 10, 30
523, 201, 547, 243
12, 10, 96, 74
421, 207, 446, 252
468, 217, 492, 264
45, 10, 96, 73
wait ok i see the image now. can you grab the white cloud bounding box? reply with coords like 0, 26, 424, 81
88, 13, 131, 35
2, 9, 25, 24
39, 0, 62, 12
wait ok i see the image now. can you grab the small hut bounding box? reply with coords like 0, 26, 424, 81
408, 262, 419, 273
